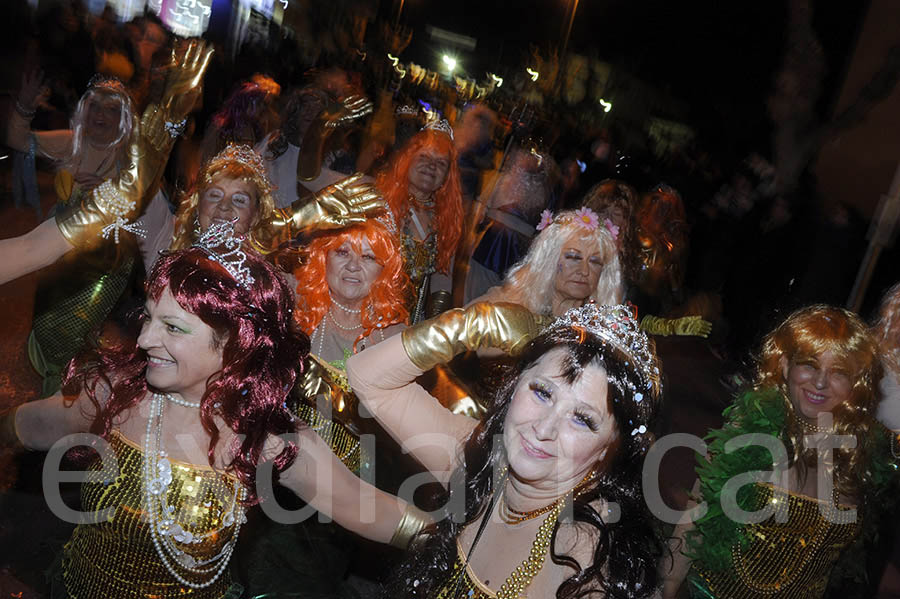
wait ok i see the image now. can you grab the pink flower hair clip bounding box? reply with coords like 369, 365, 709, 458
536, 209, 554, 231
604, 218, 620, 240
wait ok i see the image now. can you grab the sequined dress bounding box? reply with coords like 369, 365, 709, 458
60, 431, 243, 599
690, 483, 859, 599
291, 355, 364, 472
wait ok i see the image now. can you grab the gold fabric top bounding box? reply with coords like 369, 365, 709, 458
62, 430, 242, 599
291, 355, 363, 472
692, 483, 859, 598
430, 540, 496, 599
401, 231, 437, 293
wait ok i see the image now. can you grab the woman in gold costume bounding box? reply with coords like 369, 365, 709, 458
662, 305, 894, 598
0, 229, 412, 599
375, 123, 463, 323
3, 44, 211, 396
347, 301, 665, 598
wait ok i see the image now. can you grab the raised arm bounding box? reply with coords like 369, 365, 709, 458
1, 390, 100, 452
0, 42, 213, 287
347, 302, 549, 479
278, 426, 427, 546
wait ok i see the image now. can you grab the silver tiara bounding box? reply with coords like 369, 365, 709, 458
395, 104, 419, 116
546, 303, 661, 397
422, 118, 453, 140
192, 219, 254, 288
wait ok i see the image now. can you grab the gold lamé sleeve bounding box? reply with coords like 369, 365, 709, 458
56, 41, 214, 250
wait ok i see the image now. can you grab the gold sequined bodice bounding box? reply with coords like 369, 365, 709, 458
693, 483, 859, 598
292, 355, 363, 472
62, 431, 242, 599
430, 540, 496, 598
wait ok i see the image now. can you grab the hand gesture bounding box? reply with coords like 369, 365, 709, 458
323, 95, 374, 129
314, 173, 385, 225
159, 39, 214, 122
18, 68, 46, 112
672, 316, 713, 338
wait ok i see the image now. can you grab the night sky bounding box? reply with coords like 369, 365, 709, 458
384, 0, 870, 157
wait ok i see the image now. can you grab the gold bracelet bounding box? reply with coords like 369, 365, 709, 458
389, 504, 431, 549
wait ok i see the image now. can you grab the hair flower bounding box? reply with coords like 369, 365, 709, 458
604, 218, 620, 240
574, 207, 600, 231
536, 209, 553, 231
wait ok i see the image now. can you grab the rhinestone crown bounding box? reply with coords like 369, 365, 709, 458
192, 219, 254, 288
547, 303, 661, 396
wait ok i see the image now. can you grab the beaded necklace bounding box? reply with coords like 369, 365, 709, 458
143, 393, 246, 590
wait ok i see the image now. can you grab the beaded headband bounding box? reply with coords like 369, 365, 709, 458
205, 144, 274, 196
546, 303, 661, 398
87, 73, 128, 96
192, 219, 254, 288
422, 118, 454, 140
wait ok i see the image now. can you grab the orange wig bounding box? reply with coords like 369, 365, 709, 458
294, 220, 410, 347
375, 130, 463, 273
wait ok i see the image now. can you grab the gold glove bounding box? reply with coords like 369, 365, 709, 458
297, 95, 374, 181
56, 40, 214, 250
640, 315, 712, 338
401, 302, 551, 371
389, 503, 431, 549
0, 406, 23, 451
427, 290, 452, 318
273, 173, 386, 236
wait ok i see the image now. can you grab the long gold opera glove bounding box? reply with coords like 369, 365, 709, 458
297, 95, 374, 181
640, 314, 712, 338
401, 302, 551, 371
269, 172, 386, 238
56, 40, 214, 249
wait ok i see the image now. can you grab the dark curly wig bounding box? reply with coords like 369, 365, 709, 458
384, 325, 665, 599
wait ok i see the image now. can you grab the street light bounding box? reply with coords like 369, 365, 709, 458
599, 98, 612, 113
526, 67, 539, 82
442, 54, 457, 73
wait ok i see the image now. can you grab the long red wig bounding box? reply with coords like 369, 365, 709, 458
294, 220, 409, 348
64, 248, 309, 504
375, 130, 463, 273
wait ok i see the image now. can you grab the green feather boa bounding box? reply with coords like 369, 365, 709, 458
685, 387, 788, 573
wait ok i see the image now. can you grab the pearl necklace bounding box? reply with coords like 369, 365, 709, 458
330, 295, 361, 314
143, 393, 246, 590
329, 309, 363, 331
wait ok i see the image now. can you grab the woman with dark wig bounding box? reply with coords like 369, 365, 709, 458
0, 230, 413, 599
347, 301, 665, 597
662, 305, 896, 598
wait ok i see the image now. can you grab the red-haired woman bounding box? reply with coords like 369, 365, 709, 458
0, 239, 414, 599
288, 219, 409, 471
375, 124, 463, 322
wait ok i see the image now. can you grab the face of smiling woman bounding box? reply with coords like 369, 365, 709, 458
782, 349, 854, 426
197, 173, 259, 238
325, 237, 384, 308
137, 287, 224, 405
503, 347, 618, 494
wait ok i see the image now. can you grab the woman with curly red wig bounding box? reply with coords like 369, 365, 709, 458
294, 219, 409, 360
375, 126, 463, 322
